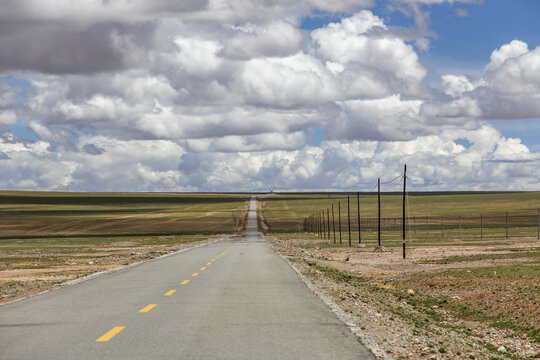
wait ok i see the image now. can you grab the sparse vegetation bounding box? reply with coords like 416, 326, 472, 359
265, 191, 540, 359
0, 191, 250, 303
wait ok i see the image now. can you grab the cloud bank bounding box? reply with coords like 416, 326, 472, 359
0, 1, 539, 191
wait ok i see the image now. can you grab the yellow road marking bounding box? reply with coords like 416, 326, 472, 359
211, 259, 216, 262
96, 326, 125, 342
181, 280, 190, 285
192, 272, 199, 277
164, 290, 176, 296
200, 267, 206, 271
206, 262, 212, 265
139, 304, 157, 313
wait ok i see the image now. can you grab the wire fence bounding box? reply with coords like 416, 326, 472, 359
303, 168, 540, 246
306, 208, 540, 244
361, 211, 539, 240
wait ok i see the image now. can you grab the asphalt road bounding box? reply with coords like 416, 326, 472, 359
0, 197, 374, 359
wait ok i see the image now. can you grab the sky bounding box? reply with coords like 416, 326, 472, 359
0, 0, 539, 192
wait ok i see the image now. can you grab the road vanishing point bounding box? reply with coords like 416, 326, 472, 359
0, 197, 375, 359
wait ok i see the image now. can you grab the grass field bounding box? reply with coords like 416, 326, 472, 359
259, 192, 540, 244
0, 191, 251, 238
0, 191, 250, 303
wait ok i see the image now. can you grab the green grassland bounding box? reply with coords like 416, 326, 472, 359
0, 191, 251, 238
260, 192, 540, 244
0, 191, 251, 302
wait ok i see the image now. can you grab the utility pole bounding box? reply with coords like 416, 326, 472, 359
378, 178, 381, 248
402, 164, 407, 259
347, 195, 351, 247
318, 212, 321, 237
327, 208, 331, 240
332, 204, 336, 243
322, 210, 326, 240
338, 201, 342, 245
357, 192, 361, 244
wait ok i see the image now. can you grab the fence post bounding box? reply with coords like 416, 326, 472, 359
378, 178, 381, 247
322, 210, 326, 240
537, 208, 539, 240
338, 201, 342, 245
506, 211, 509, 239
426, 216, 429, 239
459, 216, 461, 238
402, 164, 407, 259
357, 192, 361, 244
326, 208, 330, 240
414, 216, 416, 235
332, 204, 336, 243
347, 195, 351, 247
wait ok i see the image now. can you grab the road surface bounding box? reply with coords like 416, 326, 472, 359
0, 197, 374, 359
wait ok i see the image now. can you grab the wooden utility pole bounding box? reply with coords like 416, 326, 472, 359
402, 164, 407, 259
327, 208, 331, 240
338, 201, 342, 245
320, 212, 323, 237
321, 210, 326, 239
357, 192, 361, 244
332, 204, 336, 243
378, 178, 381, 248
347, 195, 351, 247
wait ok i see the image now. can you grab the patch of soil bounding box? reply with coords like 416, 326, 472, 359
0, 236, 227, 305
268, 235, 540, 360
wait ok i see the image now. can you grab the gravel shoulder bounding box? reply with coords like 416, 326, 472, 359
267, 235, 540, 360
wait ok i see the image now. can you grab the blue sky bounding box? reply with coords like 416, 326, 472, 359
1, 0, 540, 191
425, 0, 540, 151
303, 0, 540, 150
427, 1, 540, 68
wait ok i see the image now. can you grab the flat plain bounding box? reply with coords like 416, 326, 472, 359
2, 191, 539, 359
0, 191, 250, 303
260, 192, 540, 359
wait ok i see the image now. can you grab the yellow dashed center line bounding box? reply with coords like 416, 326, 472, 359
96, 243, 242, 343
96, 326, 125, 342
139, 304, 157, 313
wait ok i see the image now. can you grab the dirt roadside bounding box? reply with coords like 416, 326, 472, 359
0, 235, 232, 305
268, 235, 540, 360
